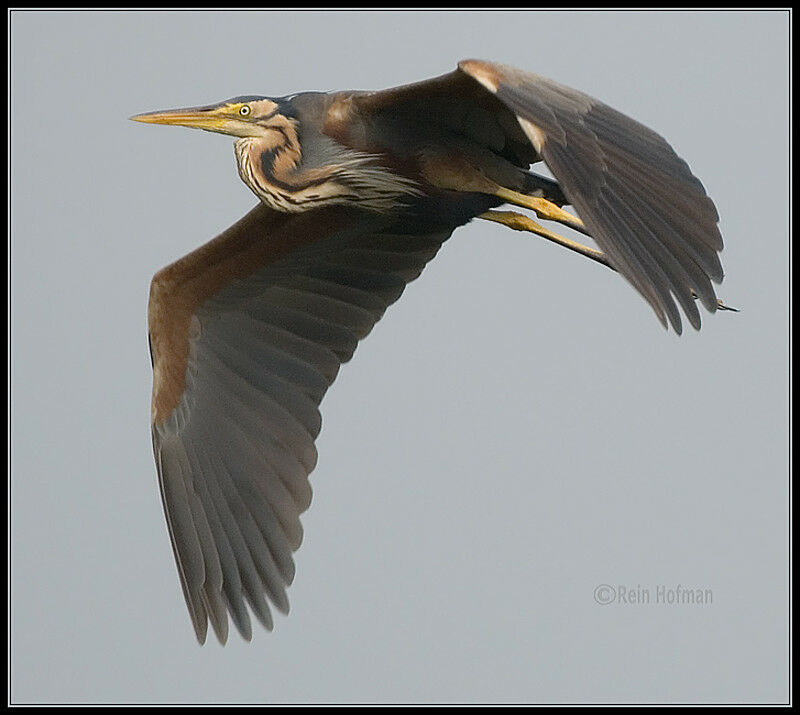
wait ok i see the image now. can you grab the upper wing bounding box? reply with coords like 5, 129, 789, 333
458, 59, 724, 334
351, 68, 540, 168
148, 203, 452, 643
354, 60, 725, 333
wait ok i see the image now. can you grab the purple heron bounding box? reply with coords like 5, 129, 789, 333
132, 59, 730, 644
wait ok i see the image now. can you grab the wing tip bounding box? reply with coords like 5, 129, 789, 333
192, 616, 208, 645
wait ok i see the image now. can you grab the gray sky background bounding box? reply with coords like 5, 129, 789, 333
10, 10, 788, 704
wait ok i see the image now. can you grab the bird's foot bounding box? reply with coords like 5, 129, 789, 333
691, 294, 739, 312
716, 300, 739, 312
480, 209, 739, 316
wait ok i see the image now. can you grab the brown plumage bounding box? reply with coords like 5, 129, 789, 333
133, 59, 726, 643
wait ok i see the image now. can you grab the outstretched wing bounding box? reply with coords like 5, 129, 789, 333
148, 203, 452, 643
457, 59, 724, 334
355, 60, 725, 333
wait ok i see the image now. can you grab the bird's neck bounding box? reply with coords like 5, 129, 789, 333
235, 129, 421, 214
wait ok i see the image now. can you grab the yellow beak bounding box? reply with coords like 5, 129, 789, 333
130, 108, 226, 132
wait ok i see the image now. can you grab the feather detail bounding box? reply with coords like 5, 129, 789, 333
235, 135, 420, 214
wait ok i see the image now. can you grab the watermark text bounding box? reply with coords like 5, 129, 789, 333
593, 583, 713, 606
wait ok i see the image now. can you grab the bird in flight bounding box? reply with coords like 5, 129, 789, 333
133, 59, 728, 644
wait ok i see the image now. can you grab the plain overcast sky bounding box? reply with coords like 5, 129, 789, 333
10, 10, 788, 704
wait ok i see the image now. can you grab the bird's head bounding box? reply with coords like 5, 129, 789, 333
132, 93, 421, 214
131, 96, 292, 139
132, 95, 313, 211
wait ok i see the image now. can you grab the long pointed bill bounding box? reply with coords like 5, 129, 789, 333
130, 107, 227, 132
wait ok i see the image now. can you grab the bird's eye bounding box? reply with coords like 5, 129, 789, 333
239, 105, 251, 117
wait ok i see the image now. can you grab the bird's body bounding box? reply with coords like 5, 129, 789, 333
133, 59, 729, 644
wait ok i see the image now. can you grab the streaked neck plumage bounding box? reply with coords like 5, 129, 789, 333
234, 112, 420, 213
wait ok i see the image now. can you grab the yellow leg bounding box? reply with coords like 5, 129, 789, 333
478, 210, 611, 270
478, 210, 738, 312
494, 187, 589, 235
